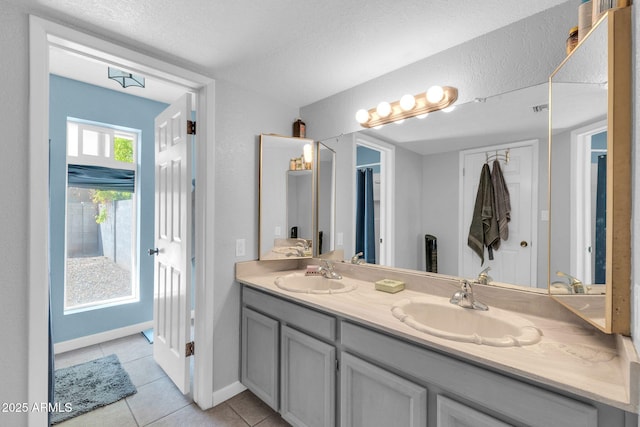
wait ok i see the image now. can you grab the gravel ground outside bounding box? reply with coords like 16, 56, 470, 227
66, 256, 132, 308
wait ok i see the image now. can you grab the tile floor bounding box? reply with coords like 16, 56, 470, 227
54, 334, 290, 426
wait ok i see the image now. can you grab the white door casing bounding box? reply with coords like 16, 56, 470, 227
30, 18, 215, 424
153, 93, 193, 394
459, 140, 538, 287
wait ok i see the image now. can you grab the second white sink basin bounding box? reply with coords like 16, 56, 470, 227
275, 272, 357, 294
391, 296, 542, 347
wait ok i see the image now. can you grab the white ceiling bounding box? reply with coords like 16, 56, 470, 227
16, 0, 570, 109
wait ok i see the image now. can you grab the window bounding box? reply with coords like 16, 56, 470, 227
65, 120, 139, 313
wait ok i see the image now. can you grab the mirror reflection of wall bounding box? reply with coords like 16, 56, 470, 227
286, 170, 312, 239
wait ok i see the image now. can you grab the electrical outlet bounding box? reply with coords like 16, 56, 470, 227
235, 239, 246, 257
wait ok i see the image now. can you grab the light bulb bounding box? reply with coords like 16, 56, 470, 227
399, 94, 416, 111
426, 85, 444, 103
394, 119, 405, 125
355, 109, 370, 124
376, 101, 392, 118
442, 105, 456, 113
303, 144, 313, 163
416, 113, 429, 119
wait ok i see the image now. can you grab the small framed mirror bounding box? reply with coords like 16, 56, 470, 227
259, 134, 315, 260
548, 8, 631, 334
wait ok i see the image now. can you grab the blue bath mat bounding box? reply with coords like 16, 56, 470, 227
51, 354, 137, 424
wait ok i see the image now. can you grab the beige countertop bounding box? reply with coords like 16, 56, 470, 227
236, 259, 639, 412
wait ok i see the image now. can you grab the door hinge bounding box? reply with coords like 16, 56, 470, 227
185, 341, 195, 357
187, 120, 196, 135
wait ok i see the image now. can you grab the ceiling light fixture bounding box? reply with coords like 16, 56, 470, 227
355, 85, 457, 128
108, 67, 145, 88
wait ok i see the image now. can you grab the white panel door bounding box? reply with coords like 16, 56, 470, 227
152, 93, 192, 394
460, 142, 536, 287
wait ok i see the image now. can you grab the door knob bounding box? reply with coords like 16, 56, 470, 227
520, 241, 528, 248
148, 248, 159, 256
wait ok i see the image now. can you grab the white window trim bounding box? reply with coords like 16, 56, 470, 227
64, 120, 140, 313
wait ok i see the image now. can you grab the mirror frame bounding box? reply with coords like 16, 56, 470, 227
548, 7, 631, 334
259, 133, 316, 260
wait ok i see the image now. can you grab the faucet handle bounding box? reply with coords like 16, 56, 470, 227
351, 252, 364, 264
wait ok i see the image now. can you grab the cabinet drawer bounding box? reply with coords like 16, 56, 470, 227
243, 286, 336, 342
341, 321, 597, 427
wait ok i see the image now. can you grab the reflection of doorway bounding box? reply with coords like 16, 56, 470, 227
459, 140, 539, 287
28, 17, 215, 423
571, 121, 607, 284
354, 135, 395, 266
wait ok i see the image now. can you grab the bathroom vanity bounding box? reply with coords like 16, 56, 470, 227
236, 259, 638, 427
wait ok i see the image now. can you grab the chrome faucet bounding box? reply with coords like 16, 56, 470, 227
450, 280, 488, 311
476, 266, 492, 285
294, 239, 309, 250
318, 260, 342, 279
553, 271, 585, 294
350, 252, 365, 264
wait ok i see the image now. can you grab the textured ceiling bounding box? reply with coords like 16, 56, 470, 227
13, 0, 570, 108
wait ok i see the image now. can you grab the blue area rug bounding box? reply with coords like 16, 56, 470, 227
141, 328, 154, 343
51, 354, 137, 424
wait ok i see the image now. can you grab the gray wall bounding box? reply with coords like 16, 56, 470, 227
213, 78, 298, 392
0, 3, 29, 424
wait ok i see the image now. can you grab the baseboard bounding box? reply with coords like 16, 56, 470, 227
213, 381, 247, 406
54, 320, 154, 354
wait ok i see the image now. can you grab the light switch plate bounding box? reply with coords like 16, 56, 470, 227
235, 239, 246, 257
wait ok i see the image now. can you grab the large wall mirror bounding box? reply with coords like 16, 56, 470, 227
320, 81, 550, 290
549, 8, 631, 334
259, 134, 316, 260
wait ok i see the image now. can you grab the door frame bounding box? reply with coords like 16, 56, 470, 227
570, 120, 607, 282
28, 16, 216, 425
353, 134, 395, 267
457, 139, 539, 286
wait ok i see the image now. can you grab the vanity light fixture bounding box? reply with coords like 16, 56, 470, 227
303, 143, 313, 166
108, 67, 145, 88
355, 85, 458, 128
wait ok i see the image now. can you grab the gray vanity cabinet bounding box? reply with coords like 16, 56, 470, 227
241, 284, 634, 427
281, 325, 336, 427
242, 286, 338, 426
241, 307, 279, 410
340, 352, 427, 427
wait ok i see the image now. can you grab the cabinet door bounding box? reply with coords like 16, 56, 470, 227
437, 395, 510, 427
281, 325, 336, 427
341, 352, 427, 427
241, 307, 279, 410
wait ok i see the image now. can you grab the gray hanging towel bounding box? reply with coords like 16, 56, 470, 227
491, 159, 511, 241
468, 164, 500, 265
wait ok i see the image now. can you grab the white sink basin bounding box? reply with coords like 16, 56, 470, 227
275, 272, 357, 294
391, 296, 542, 347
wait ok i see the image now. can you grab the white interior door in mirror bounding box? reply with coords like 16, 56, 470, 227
460, 141, 538, 287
